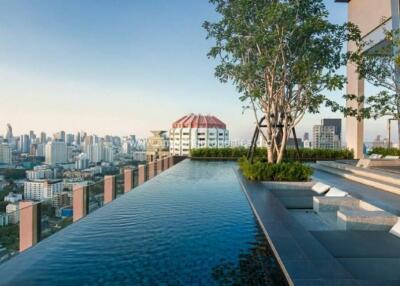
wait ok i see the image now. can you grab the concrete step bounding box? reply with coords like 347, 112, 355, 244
337, 209, 398, 231
313, 163, 400, 196
317, 161, 400, 186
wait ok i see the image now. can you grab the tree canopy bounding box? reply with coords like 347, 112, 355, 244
204, 0, 361, 163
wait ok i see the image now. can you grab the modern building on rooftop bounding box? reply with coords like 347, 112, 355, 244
169, 114, 229, 156
337, 0, 396, 158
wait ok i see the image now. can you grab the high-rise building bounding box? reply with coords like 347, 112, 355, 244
54, 131, 66, 142
0, 143, 12, 164
312, 125, 340, 149
122, 142, 131, 154
5, 124, 14, 149
169, 114, 229, 157
29, 130, 36, 141
19, 134, 30, 153
35, 143, 45, 157
24, 179, 63, 201
5, 124, 13, 141
40, 132, 47, 144
45, 141, 68, 165
75, 132, 81, 145
322, 119, 342, 141
85, 143, 114, 163
75, 153, 89, 170
66, 134, 74, 145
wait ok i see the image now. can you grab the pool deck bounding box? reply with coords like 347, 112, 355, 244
235, 168, 400, 286
312, 169, 400, 216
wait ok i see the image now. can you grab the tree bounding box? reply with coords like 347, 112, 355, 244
204, 0, 361, 163
352, 29, 400, 148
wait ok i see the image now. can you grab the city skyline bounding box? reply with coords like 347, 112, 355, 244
0, 0, 392, 141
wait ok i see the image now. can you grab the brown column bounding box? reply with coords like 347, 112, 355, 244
138, 164, 146, 185
169, 156, 174, 168
163, 156, 169, 170
19, 201, 41, 252
148, 161, 155, 179
346, 3, 369, 159
73, 185, 88, 222
156, 159, 163, 174
104, 175, 116, 204
124, 168, 133, 193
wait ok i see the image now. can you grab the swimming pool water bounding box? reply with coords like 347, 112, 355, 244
0, 160, 286, 285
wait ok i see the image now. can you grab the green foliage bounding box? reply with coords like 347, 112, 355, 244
204, 0, 361, 163
335, 28, 400, 123
368, 147, 400, 156
0, 224, 19, 251
1, 169, 26, 180
190, 147, 353, 161
238, 157, 313, 182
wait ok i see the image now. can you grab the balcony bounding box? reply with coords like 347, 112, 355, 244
362, 18, 392, 54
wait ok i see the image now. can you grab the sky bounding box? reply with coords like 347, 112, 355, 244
0, 0, 391, 142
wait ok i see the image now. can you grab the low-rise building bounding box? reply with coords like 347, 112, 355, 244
5, 203, 19, 224
4, 192, 23, 203
146, 131, 170, 162
169, 114, 229, 156
0, 213, 8, 227
24, 179, 63, 201
26, 166, 54, 180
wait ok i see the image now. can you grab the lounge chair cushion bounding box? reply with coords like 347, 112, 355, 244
369, 154, 383, 159
384, 155, 400, 160
390, 218, 400, 238
311, 182, 330, 195
325, 187, 348, 197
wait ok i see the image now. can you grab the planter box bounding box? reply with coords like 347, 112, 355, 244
262, 181, 319, 209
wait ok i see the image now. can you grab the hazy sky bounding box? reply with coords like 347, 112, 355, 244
0, 0, 391, 141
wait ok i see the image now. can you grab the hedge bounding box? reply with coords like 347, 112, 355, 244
368, 147, 400, 156
190, 147, 353, 161
238, 157, 313, 182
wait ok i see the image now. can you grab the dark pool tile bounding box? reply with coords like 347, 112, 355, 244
284, 260, 321, 280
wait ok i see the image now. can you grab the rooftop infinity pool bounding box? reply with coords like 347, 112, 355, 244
0, 160, 286, 285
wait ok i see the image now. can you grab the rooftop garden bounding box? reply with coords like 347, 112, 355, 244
204, 0, 362, 182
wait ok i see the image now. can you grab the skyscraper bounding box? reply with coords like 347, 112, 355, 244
19, 134, 30, 153
45, 141, 68, 165
322, 119, 342, 141
0, 143, 12, 164
5, 124, 13, 142
312, 125, 340, 149
40, 132, 47, 144
5, 124, 15, 150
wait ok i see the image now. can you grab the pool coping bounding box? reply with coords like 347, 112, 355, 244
234, 167, 357, 286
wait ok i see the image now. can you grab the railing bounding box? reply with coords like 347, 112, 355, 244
362, 17, 392, 53
0, 155, 183, 265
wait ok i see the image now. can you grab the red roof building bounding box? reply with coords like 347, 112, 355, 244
172, 114, 226, 129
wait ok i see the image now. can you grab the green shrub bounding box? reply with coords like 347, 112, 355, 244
190, 147, 353, 161
238, 157, 313, 182
368, 147, 400, 156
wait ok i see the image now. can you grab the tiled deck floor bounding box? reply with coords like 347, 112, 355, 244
237, 167, 400, 285
312, 169, 400, 215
